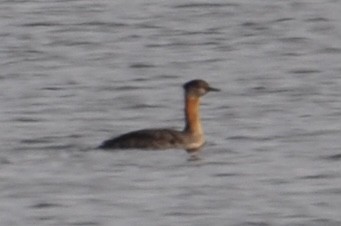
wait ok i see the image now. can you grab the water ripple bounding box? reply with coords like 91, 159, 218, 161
173, 3, 239, 9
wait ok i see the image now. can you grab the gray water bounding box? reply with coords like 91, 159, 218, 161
1, 0, 341, 225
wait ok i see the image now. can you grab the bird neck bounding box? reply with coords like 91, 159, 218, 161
184, 96, 203, 135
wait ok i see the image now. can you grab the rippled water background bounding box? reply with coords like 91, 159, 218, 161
1, 0, 341, 225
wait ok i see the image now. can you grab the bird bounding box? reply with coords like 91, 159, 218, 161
98, 79, 219, 153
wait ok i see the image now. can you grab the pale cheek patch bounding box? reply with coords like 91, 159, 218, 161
199, 88, 206, 95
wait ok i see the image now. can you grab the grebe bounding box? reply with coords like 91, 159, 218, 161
98, 79, 219, 153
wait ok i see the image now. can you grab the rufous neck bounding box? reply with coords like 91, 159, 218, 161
184, 96, 203, 134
